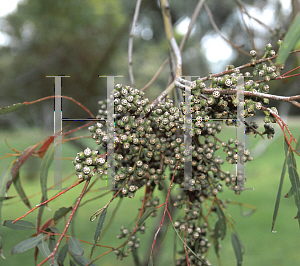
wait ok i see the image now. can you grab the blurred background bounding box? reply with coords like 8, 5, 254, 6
0, 0, 300, 265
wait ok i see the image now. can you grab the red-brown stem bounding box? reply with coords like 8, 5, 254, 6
149, 160, 179, 258
262, 106, 299, 156
13, 180, 85, 224
37, 178, 90, 266
24, 95, 95, 118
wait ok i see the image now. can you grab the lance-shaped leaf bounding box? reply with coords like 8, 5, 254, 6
6, 146, 36, 192
138, 207, 156, 227
0, 103, 24, 115
90, 207, 107, 257
285, 187, 294, 198
272, 156, 287, 232
216, 204, 226, 240
296, 135, 300, 153
284, 139, 300, 227
37, 136, 55, 159
69, 237, 84, 256
37, 240, 59, 266
58, 243, 69, 266
277, 12, 300, 65
40, 147, 54, 202
3, 220, 35, 230
11, 234, 43, 255
54, 207, 72, 222
0, 165, 14, 259
13, 171, 31, 209
231, 231, 244, 266
0, 196, 14, 201
70, 252, 97, 266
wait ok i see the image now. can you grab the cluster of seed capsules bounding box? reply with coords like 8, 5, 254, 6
72, 42, 281, 264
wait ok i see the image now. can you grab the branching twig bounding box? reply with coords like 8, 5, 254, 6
204, 3, 251, 57
128, 0, 143, 89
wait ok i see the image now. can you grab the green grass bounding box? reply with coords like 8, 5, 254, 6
0, 122, 300, 266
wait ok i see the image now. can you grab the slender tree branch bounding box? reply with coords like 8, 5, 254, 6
141, 58, 169, 91
204, 3, 251, 57
179, 0, 206, 51
235, 0, 256, 50
235, 0, 276, 34
128, 0, 143, 89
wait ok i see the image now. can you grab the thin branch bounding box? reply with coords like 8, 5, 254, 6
128, 0, 143, 89
141, 58, 169, 91
161, 0, 182, 77
235, 0, 256, 50
235, 0, 275, 34
38, 178, 91, 266
204, 3, 251, 57
140, 0, 204, 92
179, 0, 206, 51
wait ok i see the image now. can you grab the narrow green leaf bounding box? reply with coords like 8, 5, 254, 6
13, 171, 31, 209
271, 156, 287, 231
231, 231, 244, 266
54, 207, 72, 222
212, 220, 220, 257
69, 237, 84, 256
3, 220, 35, 230
0, 196, 14, 201
11, 234, 43, 255
70, 253, 97, 266
58, 244, 69, 266
0, 103, 23, 115
216, 204, 226, 240
138, 207, 156, 227
40, 147, 54, 202
49, 234, 56, 252
296, 135, 300, 153
277, 12, 300, 65
37, 240, 59, 266
7, 146, 36, 192
170, 219, 208, 265
90, 207, 107, 257
284, 186, 294, 198
0, 165, 14, 259
284, 139, 300, 227
70, 260, 76, 266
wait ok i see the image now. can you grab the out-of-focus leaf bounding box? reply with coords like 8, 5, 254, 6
231, 231, 244, 266
70, 260, 76, 266
0, 103, 24, 115
70, 252, 97, 266
58, 244, 69, 266
284, 139, 300, 227
0, 196, 14, 201
13, 171, 31, 209
137, 207, 156, 227
272, 156, 287, 232
296, 135, 300, 153
54, 207, 72, 222
40, 147, 54, 202
49, 234, 56, 252
3, 220, 35, 230
284, 186, 294, 198
11, 234, 43, 255
37, 240, 59, 266
69, 237, 84, 256
212, 220, 220, 257
6, 146, 36, 192
37, 136, 55, 159
90, 207, 107, 257
277, 12, 300, 65
0, 165, 14, 259
216, 204, 226, 240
